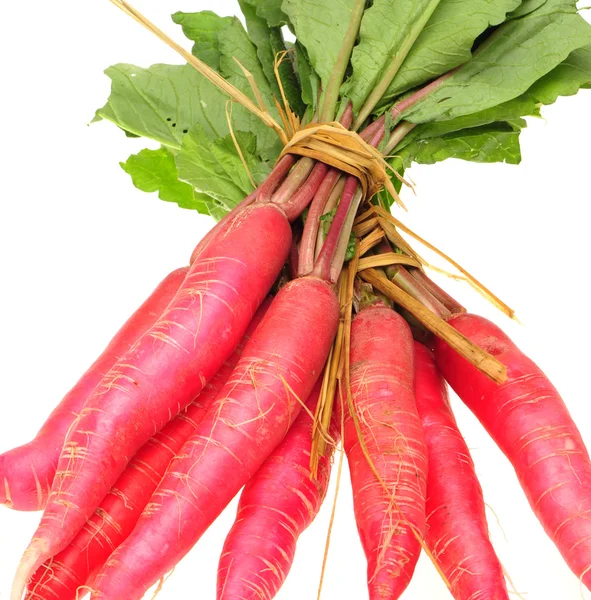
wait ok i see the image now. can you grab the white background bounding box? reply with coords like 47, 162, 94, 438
0, 1, 590, 599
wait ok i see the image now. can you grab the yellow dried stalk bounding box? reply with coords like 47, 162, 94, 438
358, 228, 385, 256
357, 252, 421, 272
280, 122, 403, 202
316, 388, 346, 600
359, 268, 508, 384
232, 57, 268, 113
274, 50, 300, 138
310, 272, 349, 474
377, 217, 421, 259
353, 205, 376, 225
373, 205, 516, 319
352, 217, 380, 238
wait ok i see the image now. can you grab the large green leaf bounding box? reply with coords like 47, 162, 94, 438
283, 0, 359, 91
404, 4, 591, 122
172, 12, 284, 162
381, 0, 521, 104
246, 0, 290, 27
397, 43, 591, 151
400, 96, 539, 148
120, 147, 215, 214
94, 64, 230, 148
238, 0, 304, 115
396, 122, 523, 166
527, 44, 591, 104
217, 18, 283, 161
341, 0, 442, 112
171, 11, 231, 70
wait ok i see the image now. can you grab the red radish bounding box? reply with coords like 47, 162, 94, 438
25, 299, 271, 600
414, 341, 509, 600
217, 376, 339, 600
90, 276, 339, 600
0, 266, 188, 512
434, 314, 591, 589
12, 203, 292, 600
344, 305, 427, 600
189, 190, 258, 265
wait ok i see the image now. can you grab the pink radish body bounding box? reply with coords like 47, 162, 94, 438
25, 300, 270, 600
345, 305, 427, 600
0, 267, 188, 512
435, 313, 591, 589
414, 342, 509, 600
189, 190, 258, 265
90, 276, 339, 600
217, 377, 339, 600
12, 203, 292, 599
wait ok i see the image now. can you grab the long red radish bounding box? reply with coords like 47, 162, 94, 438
189, 190, 258, 265
414, 341, 509, 600
25, 299, 271, 600
0, 266, 188, 512
344, 305, 427, 600
90, 276, 339, 600
12, 203, 292, 600
434, 313, 591, 589
216, 376, 339, 600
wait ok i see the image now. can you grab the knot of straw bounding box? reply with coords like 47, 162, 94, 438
279, 122, 400, 202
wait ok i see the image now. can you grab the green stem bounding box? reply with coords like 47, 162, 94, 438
384, 121, 417, 155
319, 0, 366, 123
329, 187, 363, 282
353, 0, 442, 130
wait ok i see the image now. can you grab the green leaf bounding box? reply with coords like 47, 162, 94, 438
341, 0, 442, 112
401, 96, 539, 148
175, 123, 263, 212
403, 5, 591, 123
381, 0, 521, 104
245, 0, 290, 27
120, 146, 214, 213
396, 122, 523, 166
172, 12, 284, 162
217, 18, 274, 96
217, 18, 283, 162
238, 0, 305, 116
295, 42, 320, 111
508, 0, 578, 19
507, 0, 547, 20
283, 0, 359, 91
95, 64, 231, 148
397, 44, 591, 150
527, 44, 591, 104
172, 11, 232, 70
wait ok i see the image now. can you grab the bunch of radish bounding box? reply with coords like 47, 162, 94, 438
2, 0, 591, 598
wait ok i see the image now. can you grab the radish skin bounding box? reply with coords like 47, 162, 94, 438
0, 266, 188, 512
345, 305, 427, 600
25, 299, 271, 600
414, 342, 509, 600
12, 203, 292, 600
434, 314, 591, 589
189, 190, 258, 265
217, 376, 339, 600
90, 276, 339, 600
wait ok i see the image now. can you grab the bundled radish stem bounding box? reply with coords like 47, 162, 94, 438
2, 0, 591, 598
